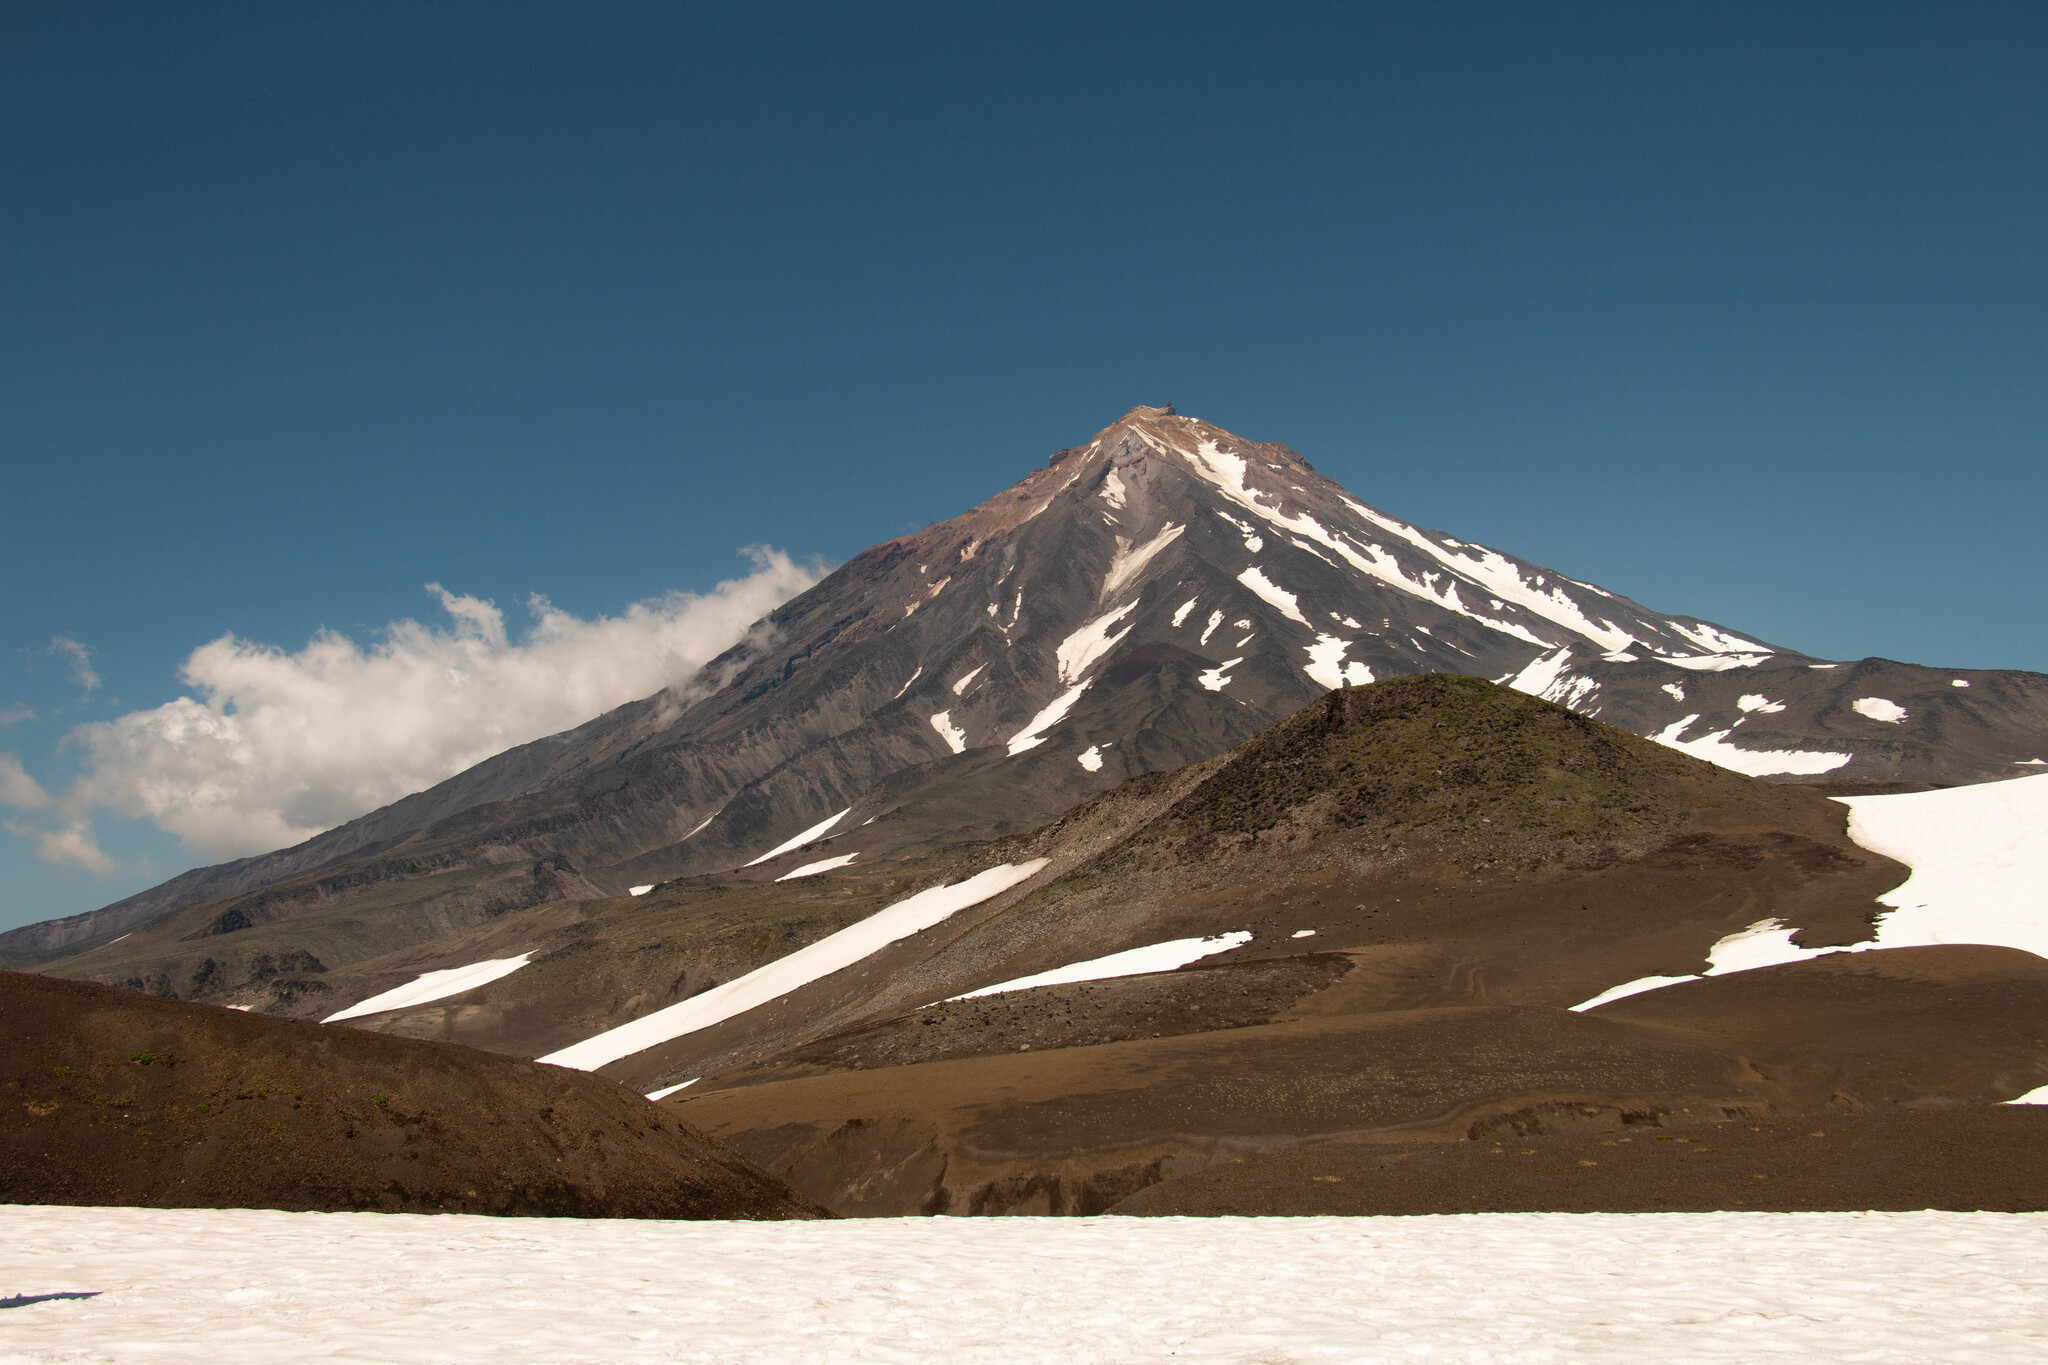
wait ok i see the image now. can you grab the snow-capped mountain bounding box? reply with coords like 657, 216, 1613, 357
10, 405, 2047, 991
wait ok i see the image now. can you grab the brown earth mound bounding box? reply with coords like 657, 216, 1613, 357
1108, 1105, 2048, 1215
0, 971, 824, 1219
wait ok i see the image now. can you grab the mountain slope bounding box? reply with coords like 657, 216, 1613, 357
640, 678, 2048, 1214
15, 405, 2048, 1002
0, 970, 823, 1218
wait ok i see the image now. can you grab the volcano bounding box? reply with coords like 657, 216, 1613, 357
11, 406, 2048, 1020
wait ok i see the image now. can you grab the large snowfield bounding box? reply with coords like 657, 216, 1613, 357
4, 1206, 2045, 1363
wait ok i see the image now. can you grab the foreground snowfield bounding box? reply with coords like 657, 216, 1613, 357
4, 1207, 2044, 1363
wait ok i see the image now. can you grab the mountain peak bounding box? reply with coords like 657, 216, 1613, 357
22, 408, 2047, 1008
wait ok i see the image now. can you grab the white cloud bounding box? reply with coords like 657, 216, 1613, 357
0, 704, 32, 727
41, 548, 822, 865
1, 753, 109, 872
0, 754, 53, 810
4, 817, 112, 872
49, 637, 100, 695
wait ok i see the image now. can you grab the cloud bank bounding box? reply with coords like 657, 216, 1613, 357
7, 549, 820, 868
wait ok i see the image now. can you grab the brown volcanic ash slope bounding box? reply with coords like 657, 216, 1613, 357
0, 972, 822, 1219
15, 406, 2048, 1009
1110, 1105, 2048, 1216
650, 678, 2048, 1216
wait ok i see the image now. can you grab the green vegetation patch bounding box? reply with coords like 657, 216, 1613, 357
1140, 675, 1720, 852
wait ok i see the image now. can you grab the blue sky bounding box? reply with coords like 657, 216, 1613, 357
3, 1, 2044, 930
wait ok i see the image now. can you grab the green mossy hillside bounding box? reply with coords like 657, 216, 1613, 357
1139, 674, 1745, 857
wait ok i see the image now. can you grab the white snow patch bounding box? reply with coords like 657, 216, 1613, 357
892, 666, 922, 699
16, 1206, 2048, 1364
929, 711, 968, 754
1552, 675, 1599, 709
1506, 648, 1572, 698
775, 852, 859, 882
1006, 682, 1091, 755
628, 884, 654, 897
1737, 694, 1786, 714
1236, 566, 1309, 625
1954, 679, 1971, 687
324, 955, 533, 1024
682, 806, 723, 840
1056, 603, 1137, 685
903, 577, 950, 617
1304, 635, 1373, 690
2020, 759, 2047, 766
1291, 929, 1316, 939
1810, 662, 1840, 668
2008, 1085, 2048, 1105
542, 861, 1050, 1070
1214, 510, 1264, 553
1569, 975, 1702, 1012
1099, 468, 1127, 509
1571, 919, 1835, 1011
741, 808, 850, 867
1671, 621, 1773, 656
1171, 597, 1199, 628
951, 932, 1253, 1000
1652, 715, 1852, 777
1100, 522, 1184, 601
1854, 696, 1908, 724
1198, 658, 1243, 691
1504, 649, 1598, 709
645, 1079, 697, 1101
1287, 535, 1339, 567
950, 664, 986, 695
1656, 652, 1771, 671
1703, 917, 1839, 975
1199, 609, 1224, 646
1838, 773, 2048, 962
1076, 745, 1104, 772
1661, 682, 1686, 702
